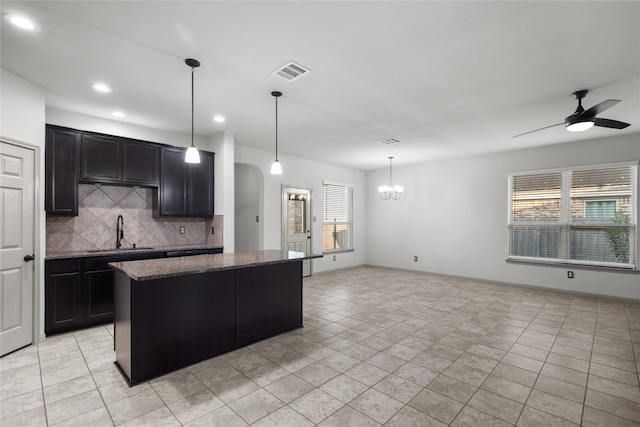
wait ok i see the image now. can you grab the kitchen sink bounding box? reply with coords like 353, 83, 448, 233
87, 247, 154, 253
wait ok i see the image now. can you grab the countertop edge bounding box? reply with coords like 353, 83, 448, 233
110, 250, 323, 281
45, 245, 224, 260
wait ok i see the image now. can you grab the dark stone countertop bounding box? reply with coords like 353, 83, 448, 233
45, 244, 223, 260
109, 249, 322, 281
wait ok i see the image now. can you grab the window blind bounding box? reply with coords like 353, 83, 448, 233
322, 182, 353, 252
509, 164, 637, 269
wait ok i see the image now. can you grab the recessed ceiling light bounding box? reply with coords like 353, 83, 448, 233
213, 115, 226, 123
3, 13, 41, 32
92, 83, 112, 93
111, 111, 125, 118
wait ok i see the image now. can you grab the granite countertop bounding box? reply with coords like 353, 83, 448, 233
45, 244, 224, 260
109, 249, 323, 281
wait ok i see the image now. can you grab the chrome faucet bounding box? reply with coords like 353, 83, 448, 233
116, 215, 124, 249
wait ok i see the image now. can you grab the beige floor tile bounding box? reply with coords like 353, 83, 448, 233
456, 352, 499, 373
43, 374, 96, 405
242, 361, 289, 387
150, 370, 206, 404
589, 362, 640, 386
319, 373, 368, 403
540, 362, 588, 387
385, 405, 446, 427
184, 405, 247, 427
526, 389, 583, 424
289, 388, 344, 424
534, 374, 585, 403
344, 361, 388, 386
481, 374, 532, 404
451, 406, 512, 427
408, 388, 464, 424
320, 352, 360, 372
99, 379, 152, 405
1, 374, 42, 401
120, 407, 180, 426
107, 387, 165, 425
427, 374, 477, 404
410, 352, 453, 373
0, 389, 44, 421
319, 405, 381, 427
228, 388, 284, 424
365, 352, 406, 373
588, 374, 640, 403
467, 389, 523, 424
46, 389, 104, 425
0, 406, 47, 427
581, 405, 640, 427
264, 374, 314, 403
502, 352, 544, 373
442, 362, 489, 387
374, 373, 423, 403
51, 406, 114, 427
591, 352, 637, 373
207, 374, 259, 404
349, 388, 404, 424
516, 405, 578, 427
393, 362, 440, 387
166, 388, 224, 425
510, 343, 549, 361
252, 405, 314, 427
0, 362, 41, 386
294, 361, 340, 386
546, 352, 590, 373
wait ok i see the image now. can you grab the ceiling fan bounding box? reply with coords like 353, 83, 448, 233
513, 89, 631, 138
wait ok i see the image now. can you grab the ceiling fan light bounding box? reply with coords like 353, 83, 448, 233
185, 145, 200, 163
270, 159, 282, 175
566, 120, 594, 132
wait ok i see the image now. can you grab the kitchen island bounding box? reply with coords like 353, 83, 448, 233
110, 250, 321, 385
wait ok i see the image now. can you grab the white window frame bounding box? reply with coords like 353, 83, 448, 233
322, 180, 354, 254
507, 162, 638, 270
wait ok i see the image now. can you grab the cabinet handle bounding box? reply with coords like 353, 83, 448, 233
24, 254, 35, 262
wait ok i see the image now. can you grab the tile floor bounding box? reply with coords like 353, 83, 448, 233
2, 266, 640, 426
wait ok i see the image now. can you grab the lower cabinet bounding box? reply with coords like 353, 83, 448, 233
45, 249, 224, 335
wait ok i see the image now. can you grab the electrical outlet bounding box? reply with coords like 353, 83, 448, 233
180, 226, 185, 234
567, 271, 574, 279
414, 256, 418, 262
333, 255, 336, 261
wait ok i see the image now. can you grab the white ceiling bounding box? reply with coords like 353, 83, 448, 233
2, 1, 639, 171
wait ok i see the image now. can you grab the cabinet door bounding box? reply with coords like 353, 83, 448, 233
81, 134, 120, 182
187, 151, 214, 216
45, 126, 79, 215
122, 140, 159, 186
84, 269, 114, 323
156, 147, 188, 216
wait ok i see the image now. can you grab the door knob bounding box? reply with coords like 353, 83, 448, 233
24, 254, 35, 262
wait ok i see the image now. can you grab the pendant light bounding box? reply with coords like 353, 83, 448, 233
270, 91, 283, 175
184, 58, 201, 164
379, 156, 404, 200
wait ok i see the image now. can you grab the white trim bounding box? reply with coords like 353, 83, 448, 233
507, 160, 639, 177
323, 179, 354, 188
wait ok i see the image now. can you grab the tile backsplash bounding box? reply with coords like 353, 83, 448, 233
46, 184, 223, 252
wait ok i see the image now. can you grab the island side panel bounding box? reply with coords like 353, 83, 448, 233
129, 269, 237, 384
236, 261, 303, 347
114, 270, 132, 382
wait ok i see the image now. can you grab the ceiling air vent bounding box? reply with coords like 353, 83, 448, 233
377, 137, 403, 146
272, 61, 311, 82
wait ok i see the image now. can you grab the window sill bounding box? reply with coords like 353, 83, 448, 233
506, 257, 639, 274
322, 249, 355, 255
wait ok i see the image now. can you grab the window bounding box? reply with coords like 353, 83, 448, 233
323, 182, 353, 252
508, 164, 637, 269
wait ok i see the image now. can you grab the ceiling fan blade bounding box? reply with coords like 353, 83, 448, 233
593, 118, 631, 129
582, 99, 620, 117
512, 123, 564, 138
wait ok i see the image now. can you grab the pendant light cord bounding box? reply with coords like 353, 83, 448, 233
389, 156, 393, 186
191, 66, 194, 147
275, 96, 279, 161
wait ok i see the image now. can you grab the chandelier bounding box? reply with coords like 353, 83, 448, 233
378, 156, 403, 200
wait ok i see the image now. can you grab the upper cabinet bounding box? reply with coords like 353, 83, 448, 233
154, 146, 214, 217
81, 134, 159, 186
46, 125, 213, 218
45, 126, 80, 215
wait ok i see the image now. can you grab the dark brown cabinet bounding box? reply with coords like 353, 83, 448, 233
45, 259, 81, 333
81, 134, 159, 186
154, 147, 214, 217
45, 126, 79, 215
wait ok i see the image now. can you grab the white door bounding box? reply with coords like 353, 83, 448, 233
282, 187, 311, 277
0, 141, 35, 356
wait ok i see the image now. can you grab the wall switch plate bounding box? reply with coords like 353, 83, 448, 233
333, 255, 336, 261
414, 256, 418, 262
211, 226, 215, 235
567, 271, 574, 279
179, 226, 185, 234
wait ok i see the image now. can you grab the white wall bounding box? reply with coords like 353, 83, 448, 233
1, 69, 47, 341
235, 145, 367, 273
366, 133, 640, 300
